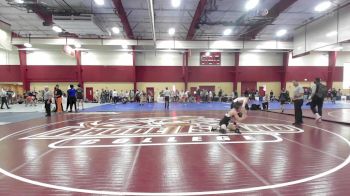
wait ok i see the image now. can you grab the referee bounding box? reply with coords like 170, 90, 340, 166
292, 81, 304, 126
164, 87, 171, 109
43, 87, 53, 117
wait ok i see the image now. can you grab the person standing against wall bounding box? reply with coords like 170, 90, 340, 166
269, 90, 274, 101
112, 89, 118, 104
209, 90, 213, 103
76, 84, 84, 110
292, 81, 304, 126
95, 89, 100, 103
164, 87, 171, 109
43, 87, 52, 117
218, 89, 223, 102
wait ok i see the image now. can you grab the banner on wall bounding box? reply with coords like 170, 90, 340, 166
200, 52, 221, 65
343, 63, 350, 89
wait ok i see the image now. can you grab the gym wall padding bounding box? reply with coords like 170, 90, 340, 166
82, 66, 135, 82
136, 66, 183, 82
0, 66, 21, 82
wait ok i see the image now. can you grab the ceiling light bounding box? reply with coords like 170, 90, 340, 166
245, 0, 260, 11
276, 29, 287, 37
74, 42, 81, 48
223, 29, 232, 35
23, 43, 32, 48
16, 0, 24, 3
334, 46, 343, 51
326, 31, 337, 37
112, 27, 120, 34
250, 49, 264, 52
168, 28, 175, 36
122, 44, 128, 49
52, 26, 62, 33
94, 0, 104, 6
315, 1, 331, 12
171, 0, 181, 8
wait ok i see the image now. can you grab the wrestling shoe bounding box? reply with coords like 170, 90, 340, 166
234, 128, 241, 134
219, 129, 227, 134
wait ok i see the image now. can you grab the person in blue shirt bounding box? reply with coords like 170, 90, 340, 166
67, 84, 77, 112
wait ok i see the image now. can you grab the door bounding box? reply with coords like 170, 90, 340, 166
241, 82, 257, 96
86, 87, 93, 101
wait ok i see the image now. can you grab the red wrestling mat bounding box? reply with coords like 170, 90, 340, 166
0, 111, 349, 195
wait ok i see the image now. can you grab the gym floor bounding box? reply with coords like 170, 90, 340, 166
0, 102, 350, 195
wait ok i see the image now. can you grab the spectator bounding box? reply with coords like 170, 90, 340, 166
269, 90, 274, 101
279, 88, 288, 113
1, 88, 10, 109
331, 88, 337, 104
67, 84, 77, 112
310, 78, 327, 122
218, 89, 223, 102
112, 89, 118, 104
262, 94, 269, 111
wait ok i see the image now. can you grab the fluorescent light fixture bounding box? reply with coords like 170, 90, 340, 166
326, 31, 337, 37
0, 29, 7, 39
122, 44, 128, 49
171, 0, 181, 8
223, 28, 232, 35
16, 0, 24, 3
23, 43, 32, 48
168, 28, 175, 36
74, 42, 81, 48
315, 1, 331, 12
250, 49, 264, 52
52, 26, 62, 33
112, 27, 120, 34
276, 29, 287, 37
334, 46, 343, 51
94, 0, 104, 6
245, 0, 259, 11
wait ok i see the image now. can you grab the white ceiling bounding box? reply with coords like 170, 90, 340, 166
0, 0, 349, 40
